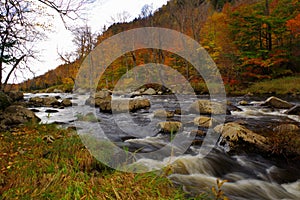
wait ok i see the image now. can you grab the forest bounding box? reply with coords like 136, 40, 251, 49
13, 0, 300, 94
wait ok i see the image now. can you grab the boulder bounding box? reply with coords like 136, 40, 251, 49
61, 98, 72, 107
189, 100, 226, 115
1, 105, 40, 127
193, 116, 213, 128
110, 98, 151, 113
153, 110, 174, 118
238, 100, 248, 106
53, 89, 63, 93
271, 124, 300, 156
214, 122, 269, 153
128, 98, 151, 112
29, 96, 60, 107
6, 91, 24, 101
29, 96, 44, 106
97, 98, 151, 113
273, 124, 299, 133
261, 96, 294, 109
284, 105, 300, 115
143, 88, 156, 95
158, 121, 182, 133
43, 97, 60, 107
45, 109, 59, 113
85, 90, 112, 107
0, 91, 12, 110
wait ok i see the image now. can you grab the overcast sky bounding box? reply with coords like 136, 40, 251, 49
20, 0, 169, 83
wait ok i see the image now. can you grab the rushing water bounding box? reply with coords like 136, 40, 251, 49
24, 93, 300, 199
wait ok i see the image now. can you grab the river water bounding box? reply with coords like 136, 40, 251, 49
24, 93, 300, 199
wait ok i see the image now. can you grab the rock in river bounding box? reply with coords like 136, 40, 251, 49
158, 121, 183, 133
85, 90, 112, 107
214, 122, 270, 153
193, 116, 213, 128
189, 100, 227, 115
61, 98, 72, 107
29, 96, 60, 107
94, 98, 151, 113
284, 105, 300, 115
154, 110, 174, 118
261, 96, 294, 109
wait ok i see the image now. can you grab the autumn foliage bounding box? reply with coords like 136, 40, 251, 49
14, 0, 300, 92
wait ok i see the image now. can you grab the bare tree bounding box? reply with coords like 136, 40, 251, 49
71, 24, 96, 60
0, 0, 94, 90
109, 11, 131, 24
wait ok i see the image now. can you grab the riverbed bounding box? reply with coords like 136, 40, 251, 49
24, 93, 300, 199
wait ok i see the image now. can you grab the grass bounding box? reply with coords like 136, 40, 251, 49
241, 76, 300, 95
0, 123, 192, 200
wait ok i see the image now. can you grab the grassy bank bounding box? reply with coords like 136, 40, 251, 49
0, 124, 194, 199
238, 76, 300, 95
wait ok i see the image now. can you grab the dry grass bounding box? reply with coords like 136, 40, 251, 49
0, 123, 188, 200
243, 76, 300, 95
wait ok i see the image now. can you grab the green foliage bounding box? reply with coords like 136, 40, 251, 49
229, 0, 300, 82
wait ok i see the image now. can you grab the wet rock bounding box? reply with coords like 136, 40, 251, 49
29, 96, 44, 106
85, 90, 112, 107
284, 105, 300, 115
261, 96, 294, 109
45, 109, 59, 113
191, 130, 205, 137
226, 101, 242, 113
97, 98, 151, 113
189, 100, 227, 115
238, 100, 248, 106
153, 110, 174, 118
158, 121, 182, 133
6, 91, 24, 101
214, 122, 269, 153
270, 124, 300, 156
1, 105, 40, 128
29, 96, 60, 107
111, 98, 151, 113
174, 109, 181, 115
53, 89, 63, 93
143, 88, 156, 95
193, 116, 213, 128
44, 97, 61, 107
274, 124, 299, 133
61, 98, 72, 107
0, 91, 12, 110
30, 108, 40, 113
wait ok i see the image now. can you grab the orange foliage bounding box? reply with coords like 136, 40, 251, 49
287, 13, 300, 37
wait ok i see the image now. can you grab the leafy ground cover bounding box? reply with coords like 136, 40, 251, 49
0, 123, 226, 199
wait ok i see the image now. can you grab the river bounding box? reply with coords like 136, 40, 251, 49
24, 93, 300, 199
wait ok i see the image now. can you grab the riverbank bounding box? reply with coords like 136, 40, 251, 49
28, 76, 300, 97
230, 76, 300, 96
0, 123, 224, 199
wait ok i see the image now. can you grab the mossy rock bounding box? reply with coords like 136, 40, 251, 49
0, 91, 12, 110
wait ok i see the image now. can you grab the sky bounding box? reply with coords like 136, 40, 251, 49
20, 0, 169, 83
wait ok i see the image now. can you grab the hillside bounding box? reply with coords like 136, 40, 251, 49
13, 0, 300, 94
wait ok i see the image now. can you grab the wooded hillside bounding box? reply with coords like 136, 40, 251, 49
13, 0, 300, 93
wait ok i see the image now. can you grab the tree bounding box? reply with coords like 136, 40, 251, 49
0, 0, 93, 90
71, 24, 96, 60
